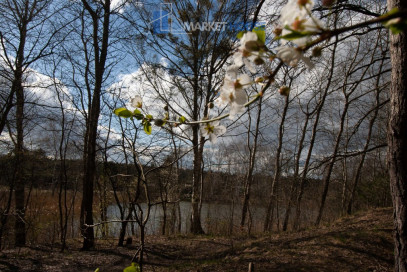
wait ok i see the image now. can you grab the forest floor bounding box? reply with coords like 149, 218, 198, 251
0, 207, 394, 272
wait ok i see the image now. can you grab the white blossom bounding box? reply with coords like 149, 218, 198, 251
281, 17, 324, 46
279, 0, 324, 46
131, 95, 143, 108
240, 31, 261, 52
280, 0, 314, 27
200, 120, 226, 144
216, 70, 251, 119
276, 46, 314, 69
233, 31, 265, 73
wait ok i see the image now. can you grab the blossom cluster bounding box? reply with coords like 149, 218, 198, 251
202, 0, 324, 143
114, 0, 405, 145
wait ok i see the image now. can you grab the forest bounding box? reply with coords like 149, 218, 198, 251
0, 0, 406, 271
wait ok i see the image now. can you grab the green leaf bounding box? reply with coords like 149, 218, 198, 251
381, 8, 407, 34
279, 31, 309, 41
133, 109, 144, 120
114, 108, 133, 118
383, 18, 407, 34
94, 269, 100, 272
146, 114, 153, 120
179, 116, 186, 123
389, 24, 406, 34
143, 121, 152, 135
237, 31, 246, 39
123, 262, 141, 272
276, 26, 315, 41
382, 7, 399, 17
253, 25, 266, 44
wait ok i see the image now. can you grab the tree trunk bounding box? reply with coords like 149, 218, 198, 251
294, 35, 339, 230
80, 0, 111, 250
14, 69, 26, 247
191, 124, 204, 234
387, 1, 407, 271
347, 52, 385, 214
315, 100, 349, 226
283, 110, 310, 231
241, 99, 262, 229
264, 95, 289, 232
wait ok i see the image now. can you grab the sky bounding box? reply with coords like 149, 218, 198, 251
0, 0, 389, 175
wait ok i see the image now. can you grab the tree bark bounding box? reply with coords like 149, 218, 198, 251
13, 19, 28, 247
80, 0, 111, 250
241, 98, 262, 229
264, 95, 289, 232
191, 124, 204, 234
14, 71, 26, 247
387, 1, 407, 271
283, 109, 310, 231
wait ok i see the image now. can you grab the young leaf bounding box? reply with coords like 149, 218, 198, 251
381, 7, 399, 17
253, 25, 266, 44
237, 31, 246, 39
383, 17, 407, 35
134, 109, 144, 120
114, 108, 132, 118
143, 121, 152, 135
279, 31, 310, 41
276, 26, 313, 41
123, 262, 141, 272
380, 7, 407, 34
179, 116, 186, 123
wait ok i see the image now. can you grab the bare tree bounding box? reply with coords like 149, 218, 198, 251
0, 0, 60, 246
123, 0, 259, 234
264, 89, 290, 232
240, 98, 263, 231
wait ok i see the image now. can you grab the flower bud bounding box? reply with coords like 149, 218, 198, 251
154, 119, 165, 127
164, 105, 169, 111
254, 57, 265, 65
297, 0, 310, 6
207, 102, 214, 109
292, 19, 305, 31
255, 77, 265, 83
273, 27, 283, 37
278, 86, 290, 96
312, 47, 322, 57
322, 0, 336, 7
245, 41, 261, 52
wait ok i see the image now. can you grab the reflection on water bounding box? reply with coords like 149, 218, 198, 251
101, 201, 267, 237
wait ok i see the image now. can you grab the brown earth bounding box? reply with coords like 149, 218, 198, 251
0, 207, 394, 272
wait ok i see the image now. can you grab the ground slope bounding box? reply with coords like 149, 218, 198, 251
0, 208, 394, 271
